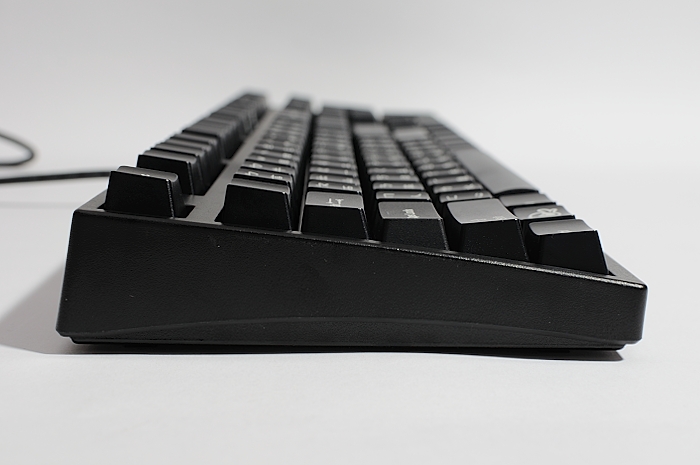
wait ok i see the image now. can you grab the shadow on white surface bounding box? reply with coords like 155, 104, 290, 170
0, 267, 81, 354
0, 265, 622, 361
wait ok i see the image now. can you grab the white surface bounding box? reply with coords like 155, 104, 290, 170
1, 1, 699, 463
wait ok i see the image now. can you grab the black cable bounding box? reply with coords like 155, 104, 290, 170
0, 130, 35, 166
0, 171, 111, 184
0, 129, 112, 184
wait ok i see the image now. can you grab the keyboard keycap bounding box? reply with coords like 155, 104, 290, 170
219, 178, 292, 230
137, 151, 206, 195
301, 192, 369, 239
438, 190, 492, 204
376, 191, 431, 201
444, 199, 528, 260
152, 143, 218, 186
170, 133, 224, 161
234, 169, 294, 190
370, 174, 420, 182
499, 192, 552, 209
160, 138, 223, 183
241, 161, 297, 179
432, 182, 483, 195
104, 166, 187, 218
308, 174, 360, 185
372, 182, 424, 191
308, 181, 361, 194
421, 168, 468, 178
511, 204, 574, 228
451, 148, 538, 196
375, 201, 448, 249
426, 175, 475, 186
309, 166, 356, 177
184, 121, 240, 158
526, 219, 608, 274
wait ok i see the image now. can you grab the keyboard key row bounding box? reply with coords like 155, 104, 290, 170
101, 97, 610, 275
219, 105, 313, 229
399, 118, 608, 273
104, 93, 266, 214
353, 122, 448, 249
301, 107, 369, 239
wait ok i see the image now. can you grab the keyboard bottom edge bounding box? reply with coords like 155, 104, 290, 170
61, 318, 630, 350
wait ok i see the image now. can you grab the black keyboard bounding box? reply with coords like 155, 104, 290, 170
56, 93, 647, 349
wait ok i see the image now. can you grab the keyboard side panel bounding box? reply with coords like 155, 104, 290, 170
57, 206, 647, 349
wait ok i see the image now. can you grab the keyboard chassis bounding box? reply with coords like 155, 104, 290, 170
56, 110, 647, 349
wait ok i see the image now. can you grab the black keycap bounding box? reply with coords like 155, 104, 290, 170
444, 199, 528, 260
234, 169, 293, 190
412, 155, 455, 166
301, 192, 369, 239
499, 192, 552, 209
184, 121, 239, 158
421, 168, 468, 178
438, 191, 492, 204
104, 166, 187, 218
372, 182, 424, 191
415, 161, 460, 172
286, 98, 311, 111
256, 143, 303, 156
247, 154, 299, 169
241, 161, 296, 179
160, 138, 212, 154
347, 109, 376, 123
307, 181, 361, 194
526, 219, 608, 274
211, 108, 252, 134
152, 143, 218, 183
511, 204, 574, 228
219, 178, 292, 230
370, 174, 419, 182
452, 148, 537, 195
311, 153, 355, 163
310, 160, 355, 170
376, 191, 431, 201
366, 167, 413, 175
353, 123, 391, 137
364, 160, 411, 168
437, 190, 493, 214
392, 126, 431, 142
308, 174, 360, 185
426, 175, 475, 186
309, 166, 357, 177
161, 137, 223, 183
362, 155, 405, 163
375, 201, 448, 249
313, 141, 352, 152
252, 148, 302, 161
203, 116, 245, 144
171, 133, 224, 161
432, 182, 483, 195
137, 151, 206, 195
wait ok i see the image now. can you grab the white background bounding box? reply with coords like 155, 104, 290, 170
0, 1, 698, 463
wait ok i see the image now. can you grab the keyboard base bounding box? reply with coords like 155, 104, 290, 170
68, 320, 624, 350
56, 193, 646, 349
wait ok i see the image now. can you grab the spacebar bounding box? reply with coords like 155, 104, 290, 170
452, 148, 537, 196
